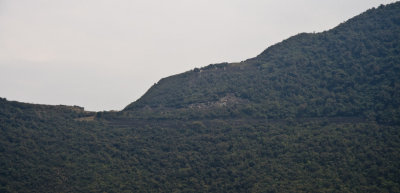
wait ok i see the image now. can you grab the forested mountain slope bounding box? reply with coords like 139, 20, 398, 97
124, 3, 400, 124
1, 97, 399, 192
1, 2, 400, 193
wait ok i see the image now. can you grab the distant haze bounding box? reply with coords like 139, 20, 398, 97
0, 0, 397, 111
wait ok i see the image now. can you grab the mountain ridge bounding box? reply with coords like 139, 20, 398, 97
121, 2, 399, 124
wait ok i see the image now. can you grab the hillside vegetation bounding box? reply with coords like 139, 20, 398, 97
1, 2, 400, 193
124, 3, 400, 125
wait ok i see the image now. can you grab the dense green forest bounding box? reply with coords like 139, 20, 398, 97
123, 2, 400, 125
1, 2, 400, 193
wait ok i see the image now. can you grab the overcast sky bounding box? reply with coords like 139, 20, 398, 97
0, 0, 397, 111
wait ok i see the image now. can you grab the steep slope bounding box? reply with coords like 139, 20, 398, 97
124, 3, 400, 124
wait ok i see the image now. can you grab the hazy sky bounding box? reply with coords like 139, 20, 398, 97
0, 0, 397, 111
